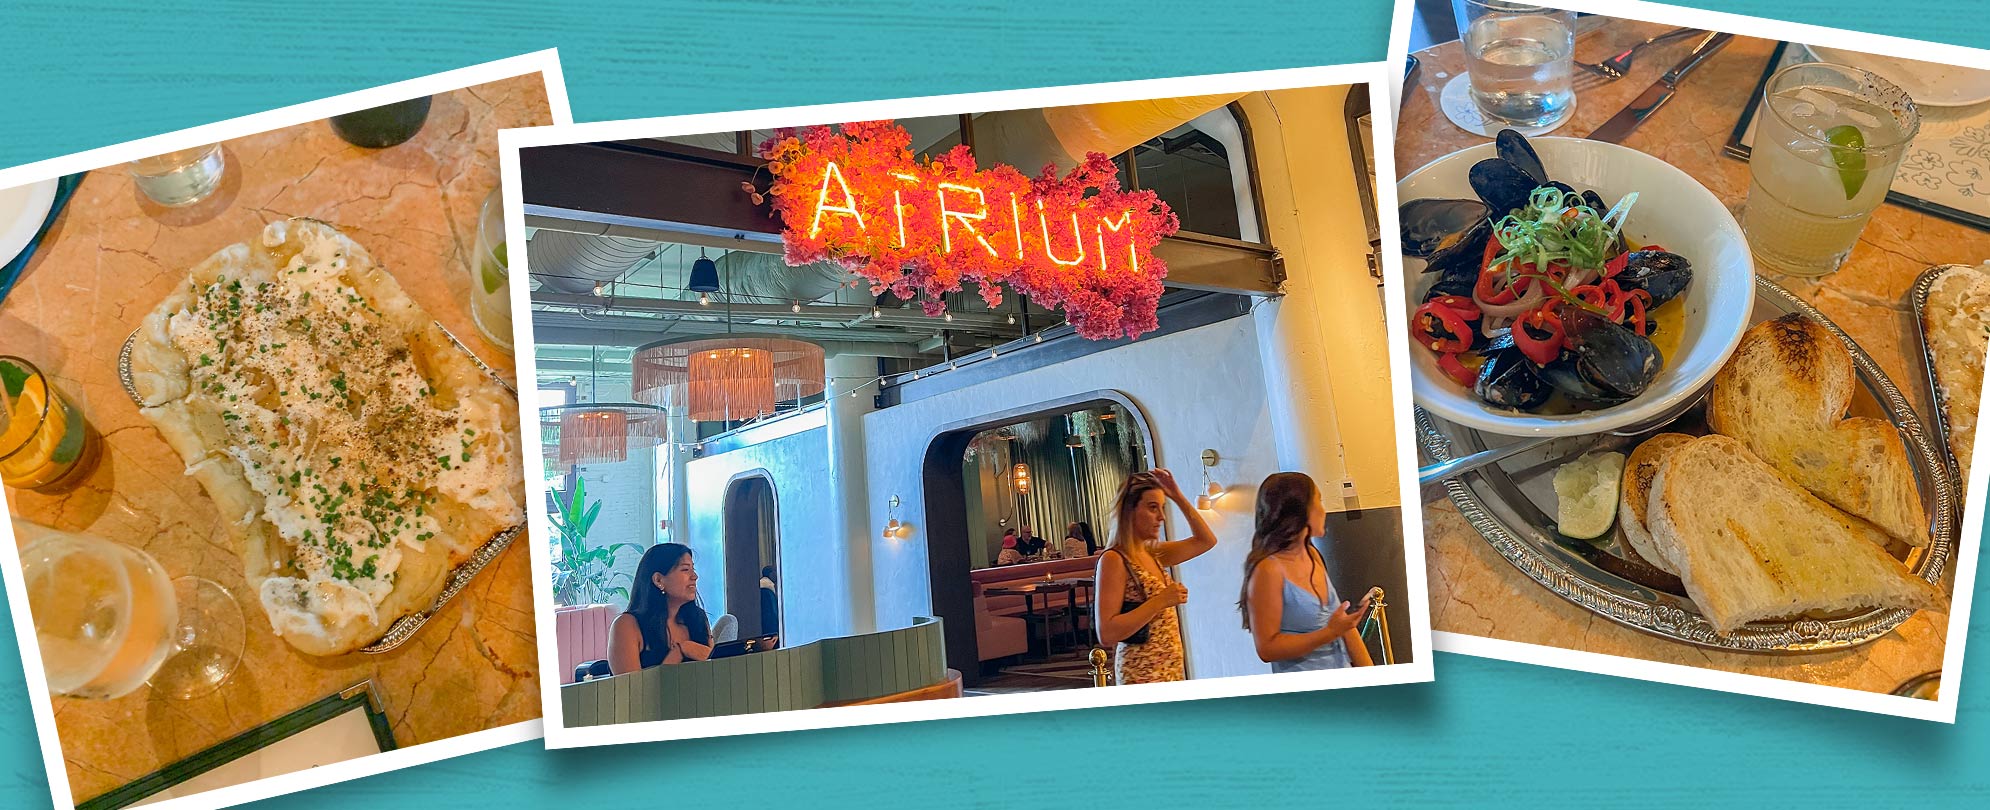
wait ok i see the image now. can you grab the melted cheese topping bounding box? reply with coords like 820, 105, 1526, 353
165, 223, 512, 632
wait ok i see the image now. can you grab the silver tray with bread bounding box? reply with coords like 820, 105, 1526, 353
114, 218, 528, 656
1910, 263, 1990, 495
1416, 276, 1956, 652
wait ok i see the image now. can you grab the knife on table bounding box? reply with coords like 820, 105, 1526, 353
1587, 32, 1735, 144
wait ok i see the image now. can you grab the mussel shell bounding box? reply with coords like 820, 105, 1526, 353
1469, 158, 1539, 216
1400, 198, 1492, 258
1538, 357, 1631, 405
1422, 216, 1491, 280
1615, 250, 1693, 308
1474, 334, 1554, 411
1495, 129, 1548, 186
1560, 307, 1663, 400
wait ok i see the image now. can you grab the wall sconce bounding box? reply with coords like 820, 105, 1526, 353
1012, 462, 1031, 495
1196, 449, 1222, 511
882, 495, 912, 540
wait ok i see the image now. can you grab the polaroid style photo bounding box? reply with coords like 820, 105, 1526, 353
500, 62, 1436, 749
0, 51, 570, 809
1393, 0, 1989, 721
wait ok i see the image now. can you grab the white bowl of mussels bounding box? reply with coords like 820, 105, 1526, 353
1397, 131, 1754, 438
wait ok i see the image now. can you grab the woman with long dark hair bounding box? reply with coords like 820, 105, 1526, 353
607, 543, 713, 675
1239, 472, 1372, 671
1093, 469, 1217, 684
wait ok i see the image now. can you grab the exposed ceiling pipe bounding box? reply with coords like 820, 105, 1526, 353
534, 292, 1017, 331
527, 230, 656, 293
966, 94, 1247, 174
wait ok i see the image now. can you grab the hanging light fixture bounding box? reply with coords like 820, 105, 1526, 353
687, 247, 721, 295
542, 404, 668, 465
629, 335, 825, 422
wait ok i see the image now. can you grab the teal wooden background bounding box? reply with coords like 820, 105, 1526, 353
2, 0, 1989, 807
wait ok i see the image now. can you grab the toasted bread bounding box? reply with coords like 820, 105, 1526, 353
1647, 435, 1941, 634
1618, 432, 1695, 576
1706, 314, 1928, 546
1922, 264, 1990, 485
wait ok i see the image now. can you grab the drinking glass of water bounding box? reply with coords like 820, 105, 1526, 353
1743, 62, 1919, 277
1454, 1, 1576, 129
18, 520, 245, 701
127, 145, 225, 207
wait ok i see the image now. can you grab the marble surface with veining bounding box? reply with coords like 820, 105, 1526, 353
0, 74, 549, 803
1401, 22, 1978, 694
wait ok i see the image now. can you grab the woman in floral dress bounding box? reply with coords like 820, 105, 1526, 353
1093, 469, 1218, 684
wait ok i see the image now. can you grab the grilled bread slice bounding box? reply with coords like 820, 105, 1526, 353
1647, 435, 1941, 635
1921, 264, 1990, 485
1707, 314, 1928, 546
1618, 432, 1695, 577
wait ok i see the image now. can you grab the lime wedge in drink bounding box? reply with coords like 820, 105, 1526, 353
480, 242, 508, 295
1826, 124, 1868, 200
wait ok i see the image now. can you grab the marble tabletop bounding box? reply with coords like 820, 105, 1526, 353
1402, 22, 1977, 694
1, 74, 549, 803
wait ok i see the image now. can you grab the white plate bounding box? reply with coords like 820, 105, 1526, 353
0, 178, 60, 268
1398, 137, 1755, 437
1808, 45, 1990, 108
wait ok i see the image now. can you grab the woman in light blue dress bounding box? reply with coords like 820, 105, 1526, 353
1239, 472, 1374, 671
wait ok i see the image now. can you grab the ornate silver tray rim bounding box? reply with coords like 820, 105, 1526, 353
1418, 275, 1957, 653
118, 322, 524, 655
1908, 264, 1973, 495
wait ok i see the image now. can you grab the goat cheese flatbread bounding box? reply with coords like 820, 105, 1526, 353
1922, 263, 1990, 486
127, 219, 525, 656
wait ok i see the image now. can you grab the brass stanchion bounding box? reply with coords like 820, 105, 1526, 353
1089, 647, 1113, 686
1365, 588, 1395, 665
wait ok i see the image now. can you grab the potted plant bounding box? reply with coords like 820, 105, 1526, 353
548, 476, 639, 607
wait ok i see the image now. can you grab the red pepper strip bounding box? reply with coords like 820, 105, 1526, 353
1604, 252, 1629, 279
1426, 294, 1482, 320
1476, 263, 1517, 305
1598, 279, 1628, 322
1437, 352, 1477, 387
1414, 302, 1475, 353
1512, 307, 1564, 366
1570, 284, 1613, 318
1624, 289, 1651, 337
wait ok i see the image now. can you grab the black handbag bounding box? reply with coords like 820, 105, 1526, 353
1104, 551, 1154, 646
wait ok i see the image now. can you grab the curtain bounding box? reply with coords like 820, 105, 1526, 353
964, 408, 1141, 564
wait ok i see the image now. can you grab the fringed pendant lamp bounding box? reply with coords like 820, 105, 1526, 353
540, 403, 668, 466
630, 335, 825, 422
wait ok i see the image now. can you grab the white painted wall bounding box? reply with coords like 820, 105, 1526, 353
863, 314, 1279, 679
570, 444, 656, 589
681, 410, 846, 647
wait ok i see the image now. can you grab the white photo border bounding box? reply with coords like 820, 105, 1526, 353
1390, 0, 1984, 724
0, 49, 571, 810
497, 61, 1440, 751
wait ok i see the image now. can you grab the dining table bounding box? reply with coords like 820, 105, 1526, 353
986, 580, 1080, 660
0, 74, 551, 803
1401, 19, 1975, 695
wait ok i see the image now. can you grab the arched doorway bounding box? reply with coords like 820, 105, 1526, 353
919, 392, 1158, 685
721, 475, 781, 639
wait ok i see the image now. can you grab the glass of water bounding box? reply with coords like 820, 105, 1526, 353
1454, 0, 1576, 129
1743, 62, 1919, 277
127, 145, 225, 207
469, 188, 514, 354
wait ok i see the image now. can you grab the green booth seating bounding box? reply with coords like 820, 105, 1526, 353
562, 616, 949, 726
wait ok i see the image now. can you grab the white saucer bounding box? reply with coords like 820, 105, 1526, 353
0, 178, 60, 267
1807, 45, 1990, 108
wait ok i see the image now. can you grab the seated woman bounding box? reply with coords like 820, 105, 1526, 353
607, 543, 714, 675
1059, 522, 1091, 560
1239, 472, 1373, 671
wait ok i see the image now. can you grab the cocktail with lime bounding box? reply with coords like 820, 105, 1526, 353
470, 189, 514, 353
1743, 62, 1919, 277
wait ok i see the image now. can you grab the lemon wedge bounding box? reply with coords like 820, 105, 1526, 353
1554, 450, 1627, 541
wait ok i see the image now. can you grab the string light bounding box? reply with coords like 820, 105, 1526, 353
1033, 333, 1043, 343
943, 312, 953, 322
871, 306, 881, 318
592, 282, 605, 297
791, 302, 802, 313
698, 292, 711, 306
1007, 313, 1016, 325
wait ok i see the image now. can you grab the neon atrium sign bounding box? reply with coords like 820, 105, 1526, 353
757, 121, 1177, 340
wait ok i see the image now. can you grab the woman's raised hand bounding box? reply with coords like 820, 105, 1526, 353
1325, 595, 1373, 637
1150, 467, 1186, 499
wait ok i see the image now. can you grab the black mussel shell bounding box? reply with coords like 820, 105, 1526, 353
1546, 181, 1577, 198
1474, 334, 1553, 411
1495, 129, 1548, 186
1469, 158, 1538, 216
1560, 307, 1663, 400
1538, 357, 1630, 405
1401, 198, 1492, 259
1422, 216, 1491, 278
1580, 189, 1610, 213
1615, 250, 1693, 308
1424, 273, 1476, 301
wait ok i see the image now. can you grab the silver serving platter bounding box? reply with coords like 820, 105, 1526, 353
1418, 276, 1956, 652
118, 322, 523, 655
1908, 264, 1975, 495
